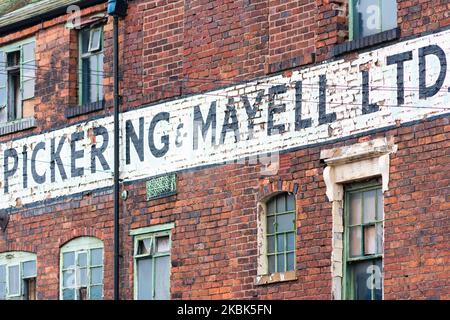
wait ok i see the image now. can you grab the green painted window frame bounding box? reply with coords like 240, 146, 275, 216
78, 26, 104, 106
132, 224, 173, 300
349, 0, 396, 41
0, 251, 37, 300
60, 237, 104, 300
266, 193, 296, 274
343, 180, 384, 300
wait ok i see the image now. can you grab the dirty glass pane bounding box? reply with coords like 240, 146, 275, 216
89, 55, 99, 102
277, 213, 295, 232
267, 216, 275, 234
81, 29, 90, 54
90, 267, 103, 285
267, 199, 276, 215
90, 285, 102, 300
373, 259, 383, 300
137, 258, 152, 300
286, 232, 295, 251
363, 190, 376, 223
376, 189, 383, 220
8, 265, 20, 296
154, 256, 170, 300
381, 0, 397, 31
89, 28, 102, 52
63, 270, 75, 288
364, 225, 377, 255
276, 254, 285, 272
138, 239, 152, 255
350, 227, 362, 257
77, 252, 87, 268
22, 260, 36, 278
268, 255, 275, 274
63, 252, 75, 269
267, 236, 275, 254
78, 268, 87, 287
286, 194, 295, 211
62, 288, 75, 300
91, 248, 103, 266
287, 253, 295, 271
156, 236, 170, 253
376, 223, 383, 254
351, 260, 373, 300
277, 234, 285, 252
349, 192, 362, 225
276, 194, 286, 213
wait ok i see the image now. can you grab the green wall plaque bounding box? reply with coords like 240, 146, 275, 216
146, 173, 177, 200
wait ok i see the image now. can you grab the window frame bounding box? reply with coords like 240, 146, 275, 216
343, 180, 384, 300
78, 25, 104, 107
349, 0, 396, 41
132, 223, 173, 300
0, 251, 37, 300
59, 237, 104, 300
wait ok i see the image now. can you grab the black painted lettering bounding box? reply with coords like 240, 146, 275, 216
295, 81, 312, 130
126, 118, 144, 165
386, 51, 413, 105
419, 45, 447, 99
50, 136, 68, 183
149, 112, 170, 158
31, 142, 46, 184
268, 85, 287, 136
220, 98, 240, 144
91, 126, 111, 174
71, 131, 85, 178
361, 70, 379, 114
193, 102, 216, 150
3, 148, 18, 193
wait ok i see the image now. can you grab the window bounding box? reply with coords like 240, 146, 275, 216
0, 38, 36, 123
60, 237, 104, 300
266, 193, 296, 274
79, 26, 104, 106
132, 224, 173, 300
349, 0, 397, 40
0, 252, 37, 300
344, 181, 384, 300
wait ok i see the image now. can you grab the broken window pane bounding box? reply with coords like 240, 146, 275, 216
350, 227, 361, 257
137, 239, 152, 255
156, 236, 170, 253
137, 258, 152, 300
154, 256, 170, 300
364, 225, 377, 255
8, 265, 20, 296
350, 192, 362, 225
363, 190, 376, 223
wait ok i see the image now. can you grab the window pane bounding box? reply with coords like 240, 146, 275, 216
22, 261, 36, 278
78, 268, 87, 287
154, 256, 170, 300
137, 258, 152, 300
81, 58, 90, 104
373, 259, 383, 300
81, 30, 90, 54
351, 260, 373, 300
286, 194, 295, 211
90, 267, 103, 285
156, 236, 170, 253
381, 0, 397, 31
0, 282, 5, 300
277, 234, 285, 253
363, 190, 377, 223
349, 192, 362, 225
77, 252, 87, 268
97, 53, 104, 100
0, 265, 5, 282
22, 42, 35, 62
267, 235, 275, 254
8, 265, 20, 296
276, 254, 285, 272
276, 194, 286, 213
268, 255, 275, 274
277, 213, 295, 232
267, 199, 276, 215
91, 249, 103, 266
90, 55, 99, 102
62, 288, 75, 300
376, 223, 383, 254
138, 239, 152, 255
286, 232, 295, 251
287, 253, 295, 271
63, 270, 75, 288
267, 216, 275, 234
63, 252, 75, 269
377, 189, 384, 220
89, 29, 102, 52
350, 227, 362, 257
354, 0, 381, 38
364, 225, 377, 255
90, 285, 102, 300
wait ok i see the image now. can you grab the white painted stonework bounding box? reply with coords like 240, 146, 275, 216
1, 29, 450, 211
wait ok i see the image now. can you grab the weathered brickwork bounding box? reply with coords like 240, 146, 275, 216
0, 0, 448, 300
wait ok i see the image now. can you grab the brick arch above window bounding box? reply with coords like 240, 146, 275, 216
257, 180, 299, 203
57, 227, 104, 249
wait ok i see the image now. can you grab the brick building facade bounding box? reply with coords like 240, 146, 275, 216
0, 0, 448, 300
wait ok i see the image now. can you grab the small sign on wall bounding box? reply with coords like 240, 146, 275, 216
146, 173, 177, 201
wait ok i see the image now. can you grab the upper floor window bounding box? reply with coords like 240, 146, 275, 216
0, 38, 36, 123
344, 181, 384, 300
79, 26, 104, 106
350, 0, 397, 40
266, 193, 296, 274
60, 237, 104, 300
0, 251, 37, 300
132, 224, 173, 300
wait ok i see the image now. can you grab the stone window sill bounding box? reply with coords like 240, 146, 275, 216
332, 28, 400, 57
65, 100, 105, 118
0, 117, 36, 136
255, 270, 297, 286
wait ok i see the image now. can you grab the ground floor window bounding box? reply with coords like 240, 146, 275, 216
0, 252, 37, 300
344, 180, 384, 300
132, 223, 173, 300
